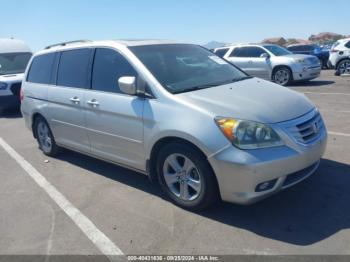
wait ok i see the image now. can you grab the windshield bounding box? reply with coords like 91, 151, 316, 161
129, 44, 248, 94
0, 52, 32, 75
263, 45, 292, 56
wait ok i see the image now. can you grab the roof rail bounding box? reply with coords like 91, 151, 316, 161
45, 40, 91, 49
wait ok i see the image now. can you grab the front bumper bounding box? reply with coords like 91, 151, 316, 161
0, 94, 20, 111
208, 113, 327, 205
292, 65, 321, 81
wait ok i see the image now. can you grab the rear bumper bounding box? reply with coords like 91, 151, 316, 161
0, 94, 20, 111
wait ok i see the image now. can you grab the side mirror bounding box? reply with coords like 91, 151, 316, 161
260, 53, 270, 59
118, 76, 137, 95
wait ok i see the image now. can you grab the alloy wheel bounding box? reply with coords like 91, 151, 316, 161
162, 153, 202, 201
339, 61, 350, 75
274, 69, 290, 85
37, 121, 52, 153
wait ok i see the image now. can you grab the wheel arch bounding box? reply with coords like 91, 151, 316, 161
336, 57, 350, 69
271, 65, 294, 81
147, 136, 218, 188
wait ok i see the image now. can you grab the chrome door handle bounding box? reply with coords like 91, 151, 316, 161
70, 97, 80, 103
87, 99, 99, 106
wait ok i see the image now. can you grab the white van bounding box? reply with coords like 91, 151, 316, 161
0, 38, 32, 113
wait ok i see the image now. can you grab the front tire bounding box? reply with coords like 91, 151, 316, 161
156, 143, 219, 211
272, 67, 292, 86
34, 116, 61, 156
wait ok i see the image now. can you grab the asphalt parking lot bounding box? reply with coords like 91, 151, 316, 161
0, 70, 349, 257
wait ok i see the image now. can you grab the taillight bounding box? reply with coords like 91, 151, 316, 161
331, 49, 339, 53
20, 88, 24, 102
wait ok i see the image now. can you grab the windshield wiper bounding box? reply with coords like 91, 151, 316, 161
231, 76, 253, 82
173, 76, 253, 94
173, 83, 221, 94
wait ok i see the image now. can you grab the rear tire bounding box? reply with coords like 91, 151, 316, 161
272, 66, 292, 86
156, 142, 219, 211
34, 116, 61, 156
336, 59, 350, 76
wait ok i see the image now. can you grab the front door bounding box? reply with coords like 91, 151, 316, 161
227, 46, 271, 80
84, 48, 145, 170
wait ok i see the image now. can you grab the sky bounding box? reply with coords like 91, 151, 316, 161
1, 0, 349, 51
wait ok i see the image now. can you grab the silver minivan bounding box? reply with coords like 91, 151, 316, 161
21, 40, 327, 210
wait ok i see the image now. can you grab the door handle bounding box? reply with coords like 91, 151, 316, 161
248, 60, 253, 64
87, 99, 100, 107
70, 97, 80, 103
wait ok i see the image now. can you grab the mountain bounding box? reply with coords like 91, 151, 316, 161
204, 32, 348, 49
309, 32, 345, 43
203, 41, 226, 49
261, 37, 287, 46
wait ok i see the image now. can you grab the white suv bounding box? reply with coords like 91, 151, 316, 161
214, 44, 321, 86
329, 38, 350, 76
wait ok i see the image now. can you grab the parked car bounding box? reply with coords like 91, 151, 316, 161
213, 44, 321, 86
328, 38, 350, 76
287, 44, 329, 69
0, 38, 32, 113
21, 40, 327, 210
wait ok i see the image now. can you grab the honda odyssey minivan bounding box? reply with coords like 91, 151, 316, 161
21, 40, 327, 210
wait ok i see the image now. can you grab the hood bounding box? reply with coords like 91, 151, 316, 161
177, 78, 314, 124
0, 73, 24, 84
283, 54, 316, 60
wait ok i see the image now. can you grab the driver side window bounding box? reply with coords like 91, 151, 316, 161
92, 48, 137, 93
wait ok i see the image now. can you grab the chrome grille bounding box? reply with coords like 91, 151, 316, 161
286, 111, 324, 144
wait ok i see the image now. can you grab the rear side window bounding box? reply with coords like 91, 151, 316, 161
27, 53, 56, 84
287, 46, 298, 51
345, 41, 350, 48
57, 49, 92, 88
304, 45, 315, 51
91, 48, 137, 93
288, 46, 305, 51
230, 47, 266, 58
214, 48, 229, 58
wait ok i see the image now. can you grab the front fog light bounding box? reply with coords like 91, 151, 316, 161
255, 179, 277, 192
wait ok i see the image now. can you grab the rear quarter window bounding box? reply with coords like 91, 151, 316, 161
27, 53, 56, 84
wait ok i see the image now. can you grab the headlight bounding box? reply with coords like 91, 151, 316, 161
0, 82, 8, 90
215, 118, 284, 149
